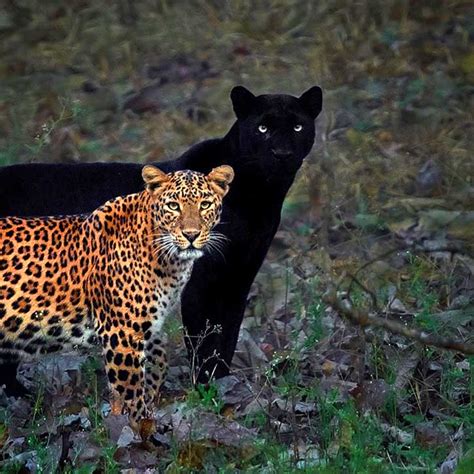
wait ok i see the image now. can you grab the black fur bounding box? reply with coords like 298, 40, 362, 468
0, 86, 322, 388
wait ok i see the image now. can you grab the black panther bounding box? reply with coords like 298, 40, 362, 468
0, 85, 322, 390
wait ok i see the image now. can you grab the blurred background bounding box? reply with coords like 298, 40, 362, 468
0, 1, 473, 472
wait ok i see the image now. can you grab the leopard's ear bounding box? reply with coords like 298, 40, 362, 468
142, 165, 169, 193
299, 86, 323, 119
207, 165, 234, 197
231, 86, 257, 119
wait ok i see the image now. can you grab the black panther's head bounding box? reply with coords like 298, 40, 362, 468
230, 86, 323, 177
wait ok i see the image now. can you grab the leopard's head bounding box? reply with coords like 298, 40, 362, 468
142, 165, 234, 260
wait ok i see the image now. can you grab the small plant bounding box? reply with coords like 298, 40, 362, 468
243, 409, 268, 430
19, 387, 59, 473
404, 255, 440, 331
187, 382, 224, 414
81, 356, 108, 441
184, 321, 225, 386
98, 445, 120, 474
369, 340, 396, 383
0, 461, 25, 474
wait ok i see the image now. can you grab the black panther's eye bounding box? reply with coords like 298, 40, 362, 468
200, 201, 211, 210
167, 202, 180, 211
294, 124, 303, 132
258, 125, 268, 134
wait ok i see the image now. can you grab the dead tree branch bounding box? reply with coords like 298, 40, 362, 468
323, 289, 474, 355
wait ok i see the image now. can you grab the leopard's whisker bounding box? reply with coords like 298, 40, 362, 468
171, 243, 180, 258
208, 234, 229, 251
163, 241, 178, 261
208, 239, 229, 249
151, 234, 173, 249
152, 239, 175, 259
148, 234, 172, 253
205, 240, 226, 263
209, 239, 227, 250
151, 234, 171, 245
157, 242, 175, 260
210, 231, 229, 242
152, 240, 170, 251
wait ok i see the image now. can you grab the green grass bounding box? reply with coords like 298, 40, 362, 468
186, 382, 224, 415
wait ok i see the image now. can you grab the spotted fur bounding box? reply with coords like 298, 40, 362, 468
0, 165, 234, 436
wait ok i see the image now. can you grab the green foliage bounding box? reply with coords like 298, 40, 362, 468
293, 277, 326, 347
399, 78, 425, 109
97, 446, 120, 474
242, 409, 268, 431
81, 355, 108, 442
303, 291, 325, 348
187, 382, 224, 414
7, 388, 59, 474
0, 144, 17, 166
369, 341, 396, 383
456, 448, 474, 474
0, 461, 25, 474
63, 465, 97, 474
403, 255, 441, 331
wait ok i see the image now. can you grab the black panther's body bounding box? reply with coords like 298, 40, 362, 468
0, 86, 322, 389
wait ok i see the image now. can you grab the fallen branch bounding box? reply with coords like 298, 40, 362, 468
323, 289, 474, 356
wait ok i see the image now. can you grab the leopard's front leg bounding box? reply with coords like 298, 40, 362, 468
144, 333, 168, 406
97, 309, 155, 438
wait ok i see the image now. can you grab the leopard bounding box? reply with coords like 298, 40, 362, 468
0, 164, 234, 436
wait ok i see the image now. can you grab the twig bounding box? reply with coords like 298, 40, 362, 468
347, 245, 406, 302
323, 289, 474, 355
346, 272, 379, 309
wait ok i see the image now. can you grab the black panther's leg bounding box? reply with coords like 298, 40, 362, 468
0, 359, 27, 396
181, 278, 249, 383
218, 299, 248, 372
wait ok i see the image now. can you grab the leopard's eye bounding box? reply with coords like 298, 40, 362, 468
167, 202, 180, 211
258, 125, 268, 134
200, 201, 212, 210
294, 124, 303, 132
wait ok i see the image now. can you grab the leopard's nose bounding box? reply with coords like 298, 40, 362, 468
182, 230, 200, 244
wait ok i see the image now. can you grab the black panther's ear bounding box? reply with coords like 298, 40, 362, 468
299, 86, 323, 119
231, 86, 257, 119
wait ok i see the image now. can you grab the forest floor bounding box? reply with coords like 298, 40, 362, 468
0, 1, 473, 472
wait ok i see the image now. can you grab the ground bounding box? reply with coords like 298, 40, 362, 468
0, 1, 473, 472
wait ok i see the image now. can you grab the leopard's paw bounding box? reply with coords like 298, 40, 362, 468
138, 417, 156, 440
110, 398, 123, 416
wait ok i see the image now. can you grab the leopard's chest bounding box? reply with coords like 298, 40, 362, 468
150, 262, 193, 333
